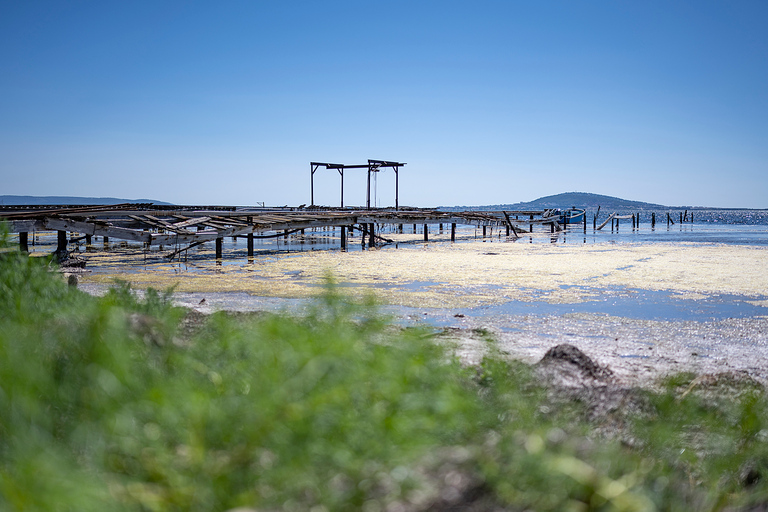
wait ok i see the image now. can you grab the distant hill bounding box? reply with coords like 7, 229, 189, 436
440, 192, 667, 212
0, 195, 173, 206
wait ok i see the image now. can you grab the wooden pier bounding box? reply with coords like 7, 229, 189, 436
1, 204, 563, 260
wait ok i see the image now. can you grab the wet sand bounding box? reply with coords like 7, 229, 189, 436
76, 238, 768, 386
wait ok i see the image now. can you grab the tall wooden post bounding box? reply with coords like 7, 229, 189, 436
451, 223, 456, 242
57, 230, 67, 253
19, 232, 28, 253
341, 226, 347, 251
215, 238, 223, 259
423, 224, 428, 242
368, 223, 375, 248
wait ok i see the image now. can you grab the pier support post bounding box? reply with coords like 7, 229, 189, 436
57, 230, 67, 253
413, 224, 417, 234
341, 226, 347, 251
482, 225, 486, 238
247, 217, 254, 257
19, 232, 28, 253
423, 224, 428, 242
529, 214, 534, 233
368, 223, 375, 248
451, 223, 456, 242
215, 237, 223, 259
652, 212, 656, 228
583, 214, 587, 234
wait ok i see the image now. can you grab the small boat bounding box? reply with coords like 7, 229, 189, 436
558, 208, 586, 225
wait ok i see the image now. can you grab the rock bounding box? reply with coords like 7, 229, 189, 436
535, 343, 614, 388
535, 344, 650, 430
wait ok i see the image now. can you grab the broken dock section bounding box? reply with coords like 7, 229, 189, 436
2, 205, 565, 260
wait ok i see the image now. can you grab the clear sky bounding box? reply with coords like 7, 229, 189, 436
1, 1, 767, 208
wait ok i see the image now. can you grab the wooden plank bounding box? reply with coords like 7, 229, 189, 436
8, 220, 43, 232
43, 217, 152, 243
210, 215, 250, 227
172, 216, 211, 229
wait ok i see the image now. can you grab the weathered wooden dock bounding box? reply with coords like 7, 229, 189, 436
2, 204, 564, 260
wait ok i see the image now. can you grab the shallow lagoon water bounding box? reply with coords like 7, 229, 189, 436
24, 216, 768, 385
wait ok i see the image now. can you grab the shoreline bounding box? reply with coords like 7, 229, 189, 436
72, 239, 768, 388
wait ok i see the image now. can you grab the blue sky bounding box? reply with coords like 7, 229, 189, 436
1, 1, 766, 208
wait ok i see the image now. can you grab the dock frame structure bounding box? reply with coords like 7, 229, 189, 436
310, 159, 406, 210
2, 204, 567, 261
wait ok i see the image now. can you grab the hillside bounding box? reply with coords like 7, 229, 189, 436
440, 192, 667, 211
0, 195, 173, 206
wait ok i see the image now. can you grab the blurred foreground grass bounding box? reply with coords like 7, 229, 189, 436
1, 228, 768, 511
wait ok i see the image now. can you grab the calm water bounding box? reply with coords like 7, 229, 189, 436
19, 208, 768, 324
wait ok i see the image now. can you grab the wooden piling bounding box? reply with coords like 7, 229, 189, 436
369, 223, 375, 248
529, 214, 533, 233
247, 217, 254, 256
423, 224, 428, 242
57, 230, 67, 253
341, 226, 347, 251
482, 225, 487, 238
413, 224, 417, 234
651, 212, 656, 228
215, 237, 223, 259
19, 232, 28, 253
451, 223, 456, 242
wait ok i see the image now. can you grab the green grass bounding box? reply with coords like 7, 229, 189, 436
1, 226, 768, 511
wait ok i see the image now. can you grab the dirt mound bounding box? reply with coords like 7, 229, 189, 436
534, 344, 650, 432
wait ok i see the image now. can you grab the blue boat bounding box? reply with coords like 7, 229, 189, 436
558, 208, 586, 225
